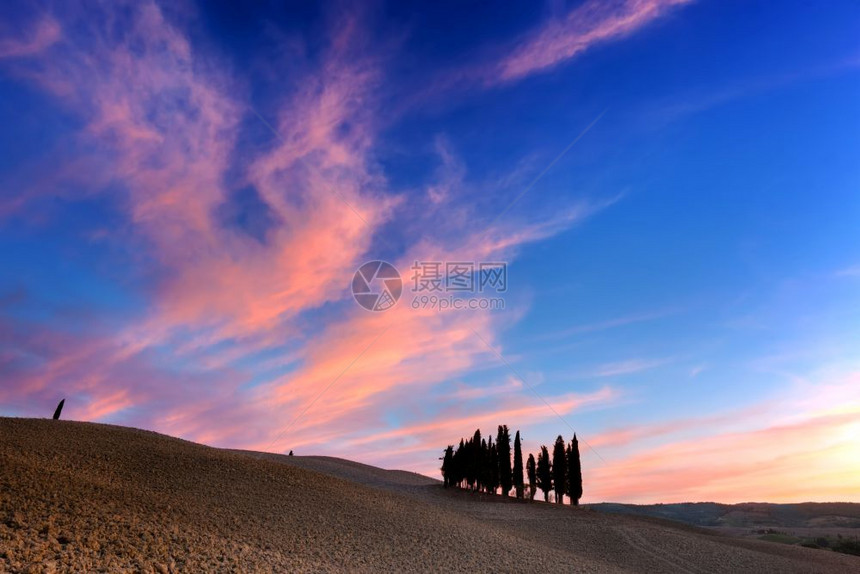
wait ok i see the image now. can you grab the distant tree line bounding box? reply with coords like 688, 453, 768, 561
440, 425, 583, 505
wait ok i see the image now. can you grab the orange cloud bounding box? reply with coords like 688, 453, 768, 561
586, 377, 860, 503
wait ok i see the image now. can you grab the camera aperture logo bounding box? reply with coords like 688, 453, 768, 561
351, 261, 403, 312
352, 260, 507, 312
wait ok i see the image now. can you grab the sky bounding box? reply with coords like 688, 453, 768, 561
0, 0, 858, 504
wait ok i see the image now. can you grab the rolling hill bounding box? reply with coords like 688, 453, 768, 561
2, 417, 857, 572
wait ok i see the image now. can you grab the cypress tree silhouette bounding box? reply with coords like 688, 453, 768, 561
52, 399, 65, 420
526, 453, 537, 501
488, 437, 500, 494
513, 430, 524, 499
441, 445, 454, 488
466, 431, 479, 491
565, 443, 572, 498
464, 442, 469, 488
537, 446, 552, 502
552, 435, 566, 504
454, 438, 466, 487
479, 438, 489, 492
496, 425, 512, 496
440, 425, 584, 503
568, 434, 583, 505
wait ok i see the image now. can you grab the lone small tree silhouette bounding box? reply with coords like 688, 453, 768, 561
52, 399, 65, 420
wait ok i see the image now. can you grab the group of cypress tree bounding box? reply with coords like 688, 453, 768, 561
440, 425, 583, 505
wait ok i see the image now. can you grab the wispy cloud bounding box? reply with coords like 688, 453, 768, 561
0, 15, 60, 59
337, 386, 619, 462
0, 2, 622, 466
689, 364, 707, 377
447, 377, 524, 401
535, 307, 679, 340
589, 357, 672, 377
835, 264, 860, 278
398, 0, 693, 107
494, 0, 692, 84
589, 406, 762, 449
645, 55, 860, 127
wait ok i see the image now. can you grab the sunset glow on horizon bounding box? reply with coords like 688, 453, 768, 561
1, 0, 858, 504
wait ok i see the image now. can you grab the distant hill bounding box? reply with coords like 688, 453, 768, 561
588, 502, 860, 529
2, 417, 858, 572
589, 501, 860, 557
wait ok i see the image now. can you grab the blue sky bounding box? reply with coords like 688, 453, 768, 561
0, 0, 858, 502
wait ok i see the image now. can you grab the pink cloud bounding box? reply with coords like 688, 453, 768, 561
0, 4, 240, 256
585, 375, 860, 503
1, 4, 395, 346
590, 412, 860, 503
588, 405, 766, 449
496, 0, 692, 83
0, 16, 61, 59
344, 386, 616, 450
447, 377, 524, 401
233, 185, 620, 451
0, 3, 622, 480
